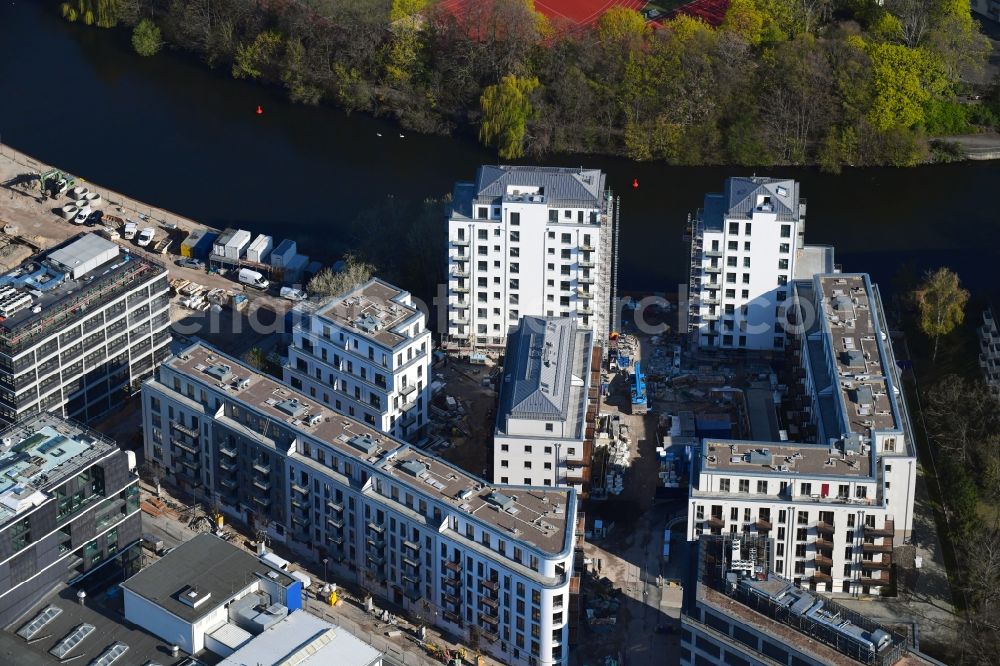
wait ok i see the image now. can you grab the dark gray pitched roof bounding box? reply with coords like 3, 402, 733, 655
499, 317, 577, 421
724, 177, 798, 219
475, 166, 604, 204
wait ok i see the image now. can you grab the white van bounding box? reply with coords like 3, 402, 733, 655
238, 268, 269, 290
123, 221, 138, 240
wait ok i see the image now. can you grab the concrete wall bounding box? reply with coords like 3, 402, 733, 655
124, 588, 195, 654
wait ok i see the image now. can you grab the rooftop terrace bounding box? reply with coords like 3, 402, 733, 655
0, 233, 164, 353
305, 278, 423, 349
0, 414, 118, 527
163, 343, 573, 556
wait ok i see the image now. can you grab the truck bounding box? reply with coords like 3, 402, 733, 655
238, 268, 269, 290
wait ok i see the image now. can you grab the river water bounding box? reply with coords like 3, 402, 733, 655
3, 2, 999, 303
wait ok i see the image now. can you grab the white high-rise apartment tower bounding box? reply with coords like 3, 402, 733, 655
688, 177, 812, 351
445, 166, 616, 352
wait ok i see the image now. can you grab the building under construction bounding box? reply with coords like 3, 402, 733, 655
681, 533, 937, 666
0, 233, 170, 425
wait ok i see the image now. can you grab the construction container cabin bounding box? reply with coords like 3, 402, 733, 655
180, 228, 218, 260
0, 233, 170, 425
245, 235, 273, 264
270, 239, 297, 269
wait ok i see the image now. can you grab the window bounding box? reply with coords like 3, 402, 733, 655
719, 479, 730, 492
738, 479, 749, 493
510, 212, 520, 225
781, 224, 791, 238
757, 480, 767, 494
797, 511, 808, 525
800, 483, 812, 496
728, 222, 739, 234
545, 423, 553, 432
780, 242, 789, 253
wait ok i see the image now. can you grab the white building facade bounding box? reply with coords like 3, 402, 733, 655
285, 278, 432, 441
688, 177, 807, 351
688, 274, 917, 597
445, 166, 616, 352
143, 342, 577, 666
494, 317, 597, 498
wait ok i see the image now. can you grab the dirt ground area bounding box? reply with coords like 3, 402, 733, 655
430, 357, 499, 479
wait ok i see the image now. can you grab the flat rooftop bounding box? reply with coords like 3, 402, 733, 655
164, 343, 573, 556
309, 278, 422, 349
0, 414, 118, 527
496, 317, 592, 440
121, 533, 295, 624
219, 610, 381, 666
701, 439, 871, 478
0, 233, 164, 352
817, 274, 901, 435
1, 585, 218, 666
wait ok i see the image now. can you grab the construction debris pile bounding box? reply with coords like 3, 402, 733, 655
170, 278, 247, 312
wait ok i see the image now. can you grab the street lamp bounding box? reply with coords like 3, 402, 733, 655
322, 557, 329, 585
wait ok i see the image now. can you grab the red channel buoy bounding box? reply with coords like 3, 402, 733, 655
256, 105, 264, 115
632, 178, 639, 189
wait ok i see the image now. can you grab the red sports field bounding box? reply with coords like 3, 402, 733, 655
435, 0, 647, 29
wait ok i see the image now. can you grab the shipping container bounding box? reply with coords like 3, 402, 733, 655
282, 254, 309, 285
181, 228, 218, 259
246, 234, 273, 264
270, 239, 297, 268
223, 229, 252, 260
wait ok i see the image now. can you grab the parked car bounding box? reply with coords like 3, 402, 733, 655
136, 227, 156, 247
175, 258, 205, 270
73, 210, 89, 225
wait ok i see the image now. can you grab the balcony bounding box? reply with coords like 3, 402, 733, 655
813, 553, 833, 567
170, 421, 199, 439
576, 289, 594, 299
862, 542, 893, 553
578, 275, 595, 285
810, 571, 833, 582
704, 249, 723, 258
814, 537, 835, 551
452, 301, 469, 310
252, 496, 271, 508
171, 438, 197, 455
858, 576, 891, 587
479, 595, 499, 609
704, 265, 722, 274
755, 519, 772, 532
253, 461, 271, 475
478, 612, 499, 627
479, 628, 499, 643
291, 483, 309, 496
327, 517, 344, 529
442, 592, 460, 606
219, 459, 237, 473
578, 259, 595, 269
252, 479, 271, 492
452, 267, 469, 278
815, 521, 836, 535
402, 539, 420, 552
453, 286, 469, 294
451, 316, 469, 326
480, 578, 499, 592
452, 238, 470, 247
443, 560, 462, 573
326, 500, 343, 512
864, 521, 894, 537
577, 305, 594, 316
443, 610, 462, 626
366, 521, 384, 534
860, 556, 892, 570
579, 242, 596, 251
706, 516, 724, 529
219, 446, 237, 458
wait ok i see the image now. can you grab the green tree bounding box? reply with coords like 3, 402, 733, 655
280, 38, 322, 104
721, 0, 765, 45
866, 41, 947, 130
914, 267, 969, 360
306, 254, 377, 299
233, 31, 283, 80
132, 19, 163, 57
595, 7, 650, 47
479, 74, 540, 159
247, 347, 267, 371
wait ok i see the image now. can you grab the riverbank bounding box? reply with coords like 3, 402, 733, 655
0, 144, 291, 358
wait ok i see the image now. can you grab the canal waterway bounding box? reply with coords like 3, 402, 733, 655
3, 2, 1000, 305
